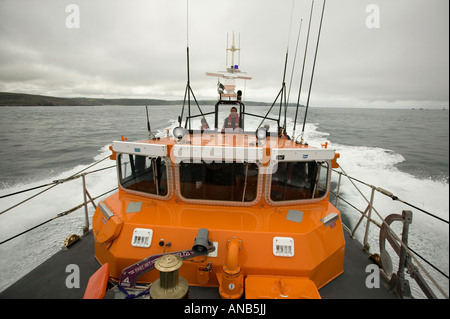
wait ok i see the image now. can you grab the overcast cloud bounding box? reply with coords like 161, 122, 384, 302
0, 0, 448, 108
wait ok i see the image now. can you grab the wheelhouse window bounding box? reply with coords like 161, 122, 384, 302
270, 161, 329, 202
119, 154, 168, 196
179, 161, 259, 202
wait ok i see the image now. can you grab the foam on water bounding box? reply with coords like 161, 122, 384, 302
0, 144, 117, 292
0, 117, 448, 297
0, 145, 116, 239
153, 115, 449, 297
302, 122, 449, 298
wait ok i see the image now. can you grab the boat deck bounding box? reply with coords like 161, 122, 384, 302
0, 229, 394, 299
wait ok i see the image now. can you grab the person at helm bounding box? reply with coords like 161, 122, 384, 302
223, 107, 240, 130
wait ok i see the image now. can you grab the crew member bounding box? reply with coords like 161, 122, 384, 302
200, 118, 210, 130
223, 107, 240, 130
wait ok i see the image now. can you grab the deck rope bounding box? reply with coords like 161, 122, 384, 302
0, 156, 110, 216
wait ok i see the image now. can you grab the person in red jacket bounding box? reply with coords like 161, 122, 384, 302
200, 118, 210, 130
223, 107, 240, 130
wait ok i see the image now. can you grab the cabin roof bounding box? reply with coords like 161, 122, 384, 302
112, 133, 335, 163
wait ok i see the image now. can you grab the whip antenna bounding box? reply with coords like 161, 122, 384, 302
146, 105, 153, 139
287, 19, 303, 107
179, 0, 205, 130
300, 0, 326, 143
186, 0, 189, 47
282, 0, 296, 132
293, 0, 314, 138
258, 1, 293, 131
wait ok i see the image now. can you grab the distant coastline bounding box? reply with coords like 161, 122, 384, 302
0, 92, 303, 107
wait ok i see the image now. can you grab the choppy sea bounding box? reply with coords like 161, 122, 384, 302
0, 104, 448, 297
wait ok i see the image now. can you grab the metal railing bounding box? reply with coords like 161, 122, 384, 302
331, 165, 449, 299
0, 156, 117, 245
0, 156, 448, 299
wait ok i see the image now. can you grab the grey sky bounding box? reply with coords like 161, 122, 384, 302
0, 0, 448, 108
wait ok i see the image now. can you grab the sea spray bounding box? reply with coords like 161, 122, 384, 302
0, 106, 447, 297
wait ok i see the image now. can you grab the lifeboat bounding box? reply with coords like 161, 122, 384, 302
92, 127, 344, 299
90, 33, 344, 299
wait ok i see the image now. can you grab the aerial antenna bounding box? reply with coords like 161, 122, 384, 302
179, 0, 206, 130
300, 0, 326, 144
287, 19, 303, 108
282, 0, 296, 132
226, 31, 240, 68
258, 49, 288, 130
186, 0, 189, 47
146, 105, 153, 139
293, 0, 314, 138
258, 0, 294, 132
238, 32, 241, 66
226, 33, 228, 66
